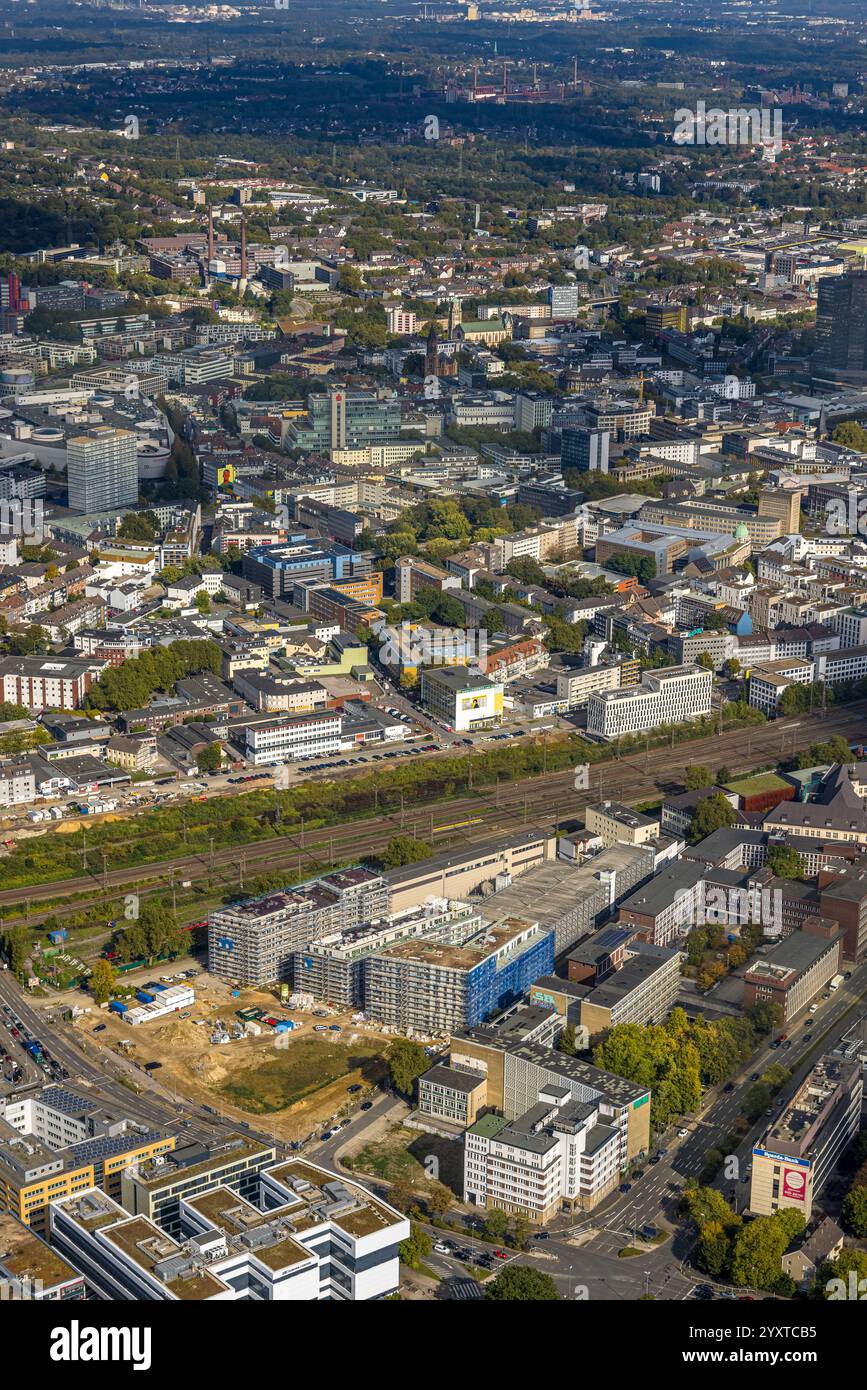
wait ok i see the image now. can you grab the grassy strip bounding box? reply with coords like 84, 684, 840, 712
0, 708, 773, 893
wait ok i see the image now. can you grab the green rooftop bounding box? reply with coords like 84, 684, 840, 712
722, 771, 791, 796
468, 1112, 508, 1139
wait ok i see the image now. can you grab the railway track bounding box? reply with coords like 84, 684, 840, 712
1, 704, 861, 919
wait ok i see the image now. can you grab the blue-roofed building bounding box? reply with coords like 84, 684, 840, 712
364, 916, 555, 1036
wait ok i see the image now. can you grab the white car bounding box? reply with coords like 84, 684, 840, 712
677, 1127, 689, 1138
433, 1242, 451, 1255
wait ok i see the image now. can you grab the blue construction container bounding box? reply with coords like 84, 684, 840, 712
48, 929, 68, 945
136, 991, 155, 1004
109, 1000, 128, 1014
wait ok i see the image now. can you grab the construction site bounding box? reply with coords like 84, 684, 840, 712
72, 967, 393, 1143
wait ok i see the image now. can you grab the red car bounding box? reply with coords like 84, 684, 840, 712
493, 1249, 508, 1260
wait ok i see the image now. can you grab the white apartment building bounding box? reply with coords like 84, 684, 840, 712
586, 665, 712, 740
243, 710, 343, 764
833, 608, 867, 649
66, 427, 138, 512
748, 657, 815, 717
386, 307, 417, 335
464, 1086, 625, 1221
0, 761, 36, 808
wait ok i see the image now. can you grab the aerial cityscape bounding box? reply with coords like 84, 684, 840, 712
0, 0, 866, 1349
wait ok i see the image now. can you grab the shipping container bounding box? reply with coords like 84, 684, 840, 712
109, 1000, 128, 1014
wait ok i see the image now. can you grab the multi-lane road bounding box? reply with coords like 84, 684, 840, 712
393, 961, 867, 1300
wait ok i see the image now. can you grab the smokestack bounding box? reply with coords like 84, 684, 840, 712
207, 205, 214, 262
240, 217, 247, 280
502, 61, 508, 96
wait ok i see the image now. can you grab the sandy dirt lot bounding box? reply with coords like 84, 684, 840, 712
75, 971, 391, 1141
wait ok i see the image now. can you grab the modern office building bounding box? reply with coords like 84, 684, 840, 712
814, 269, 867, 377
395, 556, 461, 605
742, 923, 843, 1022
585, 801, 661, 848
586, 665, 713, 739
208, 866, 389, 986
243, 536, 374, 600
242, 708, 343, 764
287, 388, 402, 454
568, 939, 683, 1035
364, 917, 554, 1036
419, 1009, 651, 1181
0, 1208, 86, 1301
749, 1056, 862, 1219
417, 1064, 489, 1130
561, 425, 610, 474
0, 1087, 173, 1236
120, 1136, 277, 1234
52, 1158, 408, 1301
66, 426, 138, 512
419, 666, 504, 731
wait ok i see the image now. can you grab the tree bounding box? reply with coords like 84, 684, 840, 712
689, 792, 737, 843
686, 764, 714, 790
816, 1247, 867, 1298
389, 1177, 420, 1215
841, 1186, 867, 1238
696, 1220, 732, 1278
1, 924, 29, 975
485, 1265, 561, 1300
483, 1207, 511, 1242
377, 835, 432, 870
196, 742, 223, 774
388, 1038, 429, 1097
399, 1223, 432, 1269
832, 420, 867, 453
730, 1210, 805, 1290
425, 1182, 454, 1219
766, 844, 804, 880
89, 958, 117, 1005
605, 551, 655, 586
559, 1023, 578, 1056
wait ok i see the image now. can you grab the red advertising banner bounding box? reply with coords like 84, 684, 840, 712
782, 1168, 807, 1201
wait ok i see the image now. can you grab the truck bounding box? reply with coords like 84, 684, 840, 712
829, 974, 845, 991
25, 1040, 44, 1064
